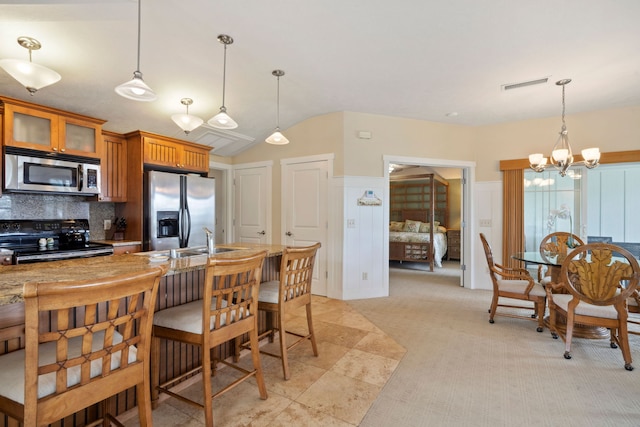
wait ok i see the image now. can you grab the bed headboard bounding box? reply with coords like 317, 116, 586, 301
401, 209, 447, 228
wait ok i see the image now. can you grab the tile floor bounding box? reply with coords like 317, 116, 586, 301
123, 296, 406, 426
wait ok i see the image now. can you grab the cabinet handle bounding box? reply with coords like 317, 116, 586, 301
60, 148, 65, 152
52, 147, 58, 151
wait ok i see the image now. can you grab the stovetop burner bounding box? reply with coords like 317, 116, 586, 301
0, 219, 113, 264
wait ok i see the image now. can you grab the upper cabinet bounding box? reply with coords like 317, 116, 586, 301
0, 96, 105, 159
127, 131, 212, 174
99, 131, 127, 202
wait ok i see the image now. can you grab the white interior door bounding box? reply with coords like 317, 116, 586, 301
282, 159, 329, 296
234, 165, 271, 244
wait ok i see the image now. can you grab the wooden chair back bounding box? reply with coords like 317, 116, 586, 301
278, 242, 321, 310
540, 232, 585, 257
203, 251, 268, 345
560, 243, 639, 307
0, 267, 165, 427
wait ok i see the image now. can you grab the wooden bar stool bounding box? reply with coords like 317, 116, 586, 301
151, 250, 268, 427
0, 267, 165, 427
240, 243, 320, 380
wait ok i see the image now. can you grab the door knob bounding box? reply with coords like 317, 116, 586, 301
286, 231, 293, 236
258, 230, 266, 235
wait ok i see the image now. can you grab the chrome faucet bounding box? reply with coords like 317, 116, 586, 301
203, 227, 215, 254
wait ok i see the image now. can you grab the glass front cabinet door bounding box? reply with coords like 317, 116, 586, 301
2, 99, 104, 159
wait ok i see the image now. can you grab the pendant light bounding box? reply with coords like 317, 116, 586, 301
115, 0, 156, 101
529, 79, 600, 177
171, 98, 203, 134
0, 36, 61, 95
265, 69, 290, 145
208, 34, 238, 129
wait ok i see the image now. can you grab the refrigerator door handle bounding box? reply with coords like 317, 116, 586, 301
184, 202, 191, 247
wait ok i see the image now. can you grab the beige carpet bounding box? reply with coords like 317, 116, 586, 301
349, 261, 640, 427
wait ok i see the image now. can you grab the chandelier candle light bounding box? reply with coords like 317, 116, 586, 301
529, 79, 600, 177
0, 36, 61, 95
266, 69, 290, 145
208, 34, 238, 129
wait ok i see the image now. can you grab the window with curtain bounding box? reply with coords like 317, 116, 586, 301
524, 168, 583, 252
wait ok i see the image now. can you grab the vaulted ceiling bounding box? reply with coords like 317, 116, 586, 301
1, 1, 639, 157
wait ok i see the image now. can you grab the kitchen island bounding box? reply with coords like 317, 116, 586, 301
0, 243, 285, 427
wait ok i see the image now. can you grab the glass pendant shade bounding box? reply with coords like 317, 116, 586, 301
172, 98, 203, 134
207, 107, 238, 129
266, 69, 290, 145
0, 37, 61, 95
115, 0, 156, 102
115, 71, 156, 101
208, 35, 238, 129
265, 129, 289, 145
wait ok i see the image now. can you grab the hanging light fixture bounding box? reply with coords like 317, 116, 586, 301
115, 0, 156, 101
208, 34, 238, 129
0, 36, 61, 95
171, 98, 203, 135
265, 69, 290, 145
529, 79, 600, 177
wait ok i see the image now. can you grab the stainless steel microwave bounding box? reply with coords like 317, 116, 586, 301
4, 150, 101, 195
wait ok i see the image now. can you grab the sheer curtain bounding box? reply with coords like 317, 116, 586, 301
523, 169, 583, 252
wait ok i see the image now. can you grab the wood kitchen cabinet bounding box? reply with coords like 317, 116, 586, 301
99, 131, 127, 202
0, 96, 105, 159
137, 131, 211, 173
116, 131, 213, 246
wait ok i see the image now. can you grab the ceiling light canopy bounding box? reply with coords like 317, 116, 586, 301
115, 0, 156, 101
171, 98, 203, 134
0, 36, 61, 95
529, 79, 600, 177
265, 69, 289, 145
208, 34, 238, 129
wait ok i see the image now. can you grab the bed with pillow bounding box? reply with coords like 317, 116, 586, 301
389, 210, 448, 271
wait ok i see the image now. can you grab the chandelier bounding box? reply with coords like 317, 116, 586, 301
528, 79, 600, 177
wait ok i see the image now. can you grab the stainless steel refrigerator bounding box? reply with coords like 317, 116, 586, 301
144, 170, 215, 251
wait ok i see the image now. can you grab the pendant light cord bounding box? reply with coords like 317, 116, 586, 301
561, 83, 566, 131
136, 0, 142, 72
276, 74, 280, 129
221, 43, 227, 108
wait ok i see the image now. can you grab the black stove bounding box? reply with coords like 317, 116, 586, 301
0, 219, 113, 265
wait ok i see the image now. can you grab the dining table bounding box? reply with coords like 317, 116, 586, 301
511, 250, 608, 339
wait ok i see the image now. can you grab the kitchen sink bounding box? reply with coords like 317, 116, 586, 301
172, 246, 239, 258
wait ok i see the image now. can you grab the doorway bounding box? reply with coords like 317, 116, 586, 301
383, 155, 475, 290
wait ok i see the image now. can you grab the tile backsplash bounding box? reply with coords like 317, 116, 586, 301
0, 193, 115, 240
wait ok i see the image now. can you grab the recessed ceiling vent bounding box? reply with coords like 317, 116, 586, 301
501, 77, 549, 91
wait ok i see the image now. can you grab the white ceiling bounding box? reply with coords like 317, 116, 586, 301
1, 0, 639, 157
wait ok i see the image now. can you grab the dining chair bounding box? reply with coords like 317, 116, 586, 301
0, 267, 165, 427
151, 250, 268, 427
537, 232, 585, 285
546, 243, 640, 370
479, 233, 546, 332
627, 289, 640, 336
239, 242, 321, 380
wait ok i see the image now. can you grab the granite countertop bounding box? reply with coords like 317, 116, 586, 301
92, 239, 142, 247
0, 243, 285, 306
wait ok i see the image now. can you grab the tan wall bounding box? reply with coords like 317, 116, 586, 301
342, 112, 476, 177
474, 105, 640, 181
448, 179, 462, 229
229, 105, 640, 243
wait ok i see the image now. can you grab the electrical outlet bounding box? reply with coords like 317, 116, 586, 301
104, 219, 111, 230
347, 219, 356, 228
362, 272, 368, 280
